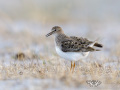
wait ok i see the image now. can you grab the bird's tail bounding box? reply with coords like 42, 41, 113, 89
94, 43, 103, 48
87, 47, 101, 52
89, 38, 103, 48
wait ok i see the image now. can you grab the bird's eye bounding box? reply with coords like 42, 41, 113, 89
54, 29, 56, 31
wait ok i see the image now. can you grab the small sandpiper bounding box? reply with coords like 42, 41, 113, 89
46, 26, 103, 72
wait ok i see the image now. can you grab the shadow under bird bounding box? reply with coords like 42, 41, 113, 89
46, 26, 103, 72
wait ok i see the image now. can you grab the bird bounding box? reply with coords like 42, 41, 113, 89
46, 26, 103, 72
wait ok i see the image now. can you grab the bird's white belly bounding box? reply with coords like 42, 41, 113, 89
55, 46, 89, 61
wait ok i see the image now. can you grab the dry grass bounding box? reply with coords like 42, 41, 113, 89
0, 53, 120, 88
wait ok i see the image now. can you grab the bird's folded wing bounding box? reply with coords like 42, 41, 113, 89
70, 36, 103, 48
70, 36, 93, 44
61, 38, 96, 52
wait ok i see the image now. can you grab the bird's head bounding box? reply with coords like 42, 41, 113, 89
46, 26, 63, 37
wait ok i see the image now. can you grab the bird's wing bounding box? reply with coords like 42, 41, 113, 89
70, 36, 93, 45
61, 37, 97, 52
70, 36, 103, 48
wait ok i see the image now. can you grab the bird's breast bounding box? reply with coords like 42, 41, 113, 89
55, 45, 89, 61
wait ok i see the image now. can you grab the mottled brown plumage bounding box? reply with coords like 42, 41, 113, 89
55, 34, 102, 52
46, 26, 103, 53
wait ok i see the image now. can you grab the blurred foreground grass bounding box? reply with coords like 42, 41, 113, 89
0, 55, 120, 89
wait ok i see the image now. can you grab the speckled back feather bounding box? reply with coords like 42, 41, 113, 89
55, 35, 102, 52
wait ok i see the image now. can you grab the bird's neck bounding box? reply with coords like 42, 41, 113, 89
55, 33, 67, 46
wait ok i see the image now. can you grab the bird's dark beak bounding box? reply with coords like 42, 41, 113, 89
46, 30, 55, 37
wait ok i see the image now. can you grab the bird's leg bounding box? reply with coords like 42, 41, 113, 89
70, 61, 73, 71
73, 61, 75, 72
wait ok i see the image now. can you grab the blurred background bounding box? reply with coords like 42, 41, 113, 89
0, 0, 120, 89
0, 0, 120, 59
0, 0, 120, 63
